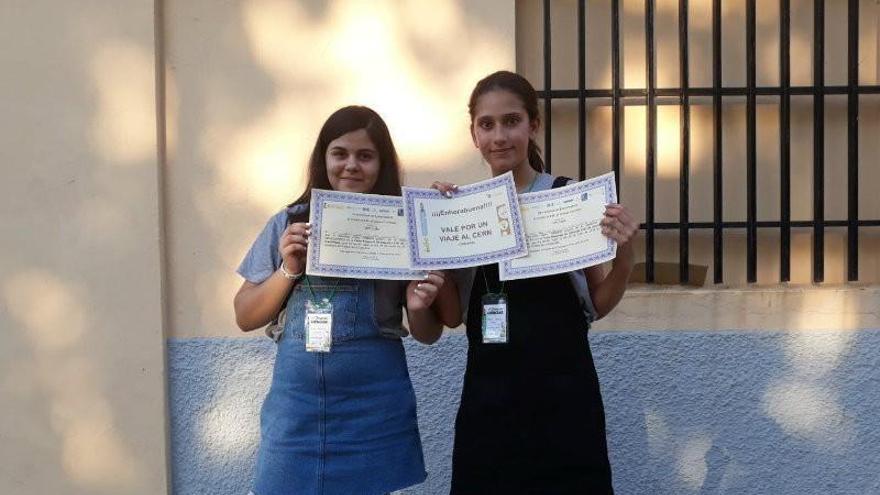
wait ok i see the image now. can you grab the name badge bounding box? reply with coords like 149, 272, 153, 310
305, 299, 333, 352
481, 293, 508, 344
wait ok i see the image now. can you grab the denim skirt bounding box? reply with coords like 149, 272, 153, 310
251, 278, 426, 495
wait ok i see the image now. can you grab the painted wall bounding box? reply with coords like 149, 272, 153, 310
160, 0, 515, 492
169, 330, 880, 494
0, 1, 168, 494
164, 2, 880, 494
4, 1, 879, 494
163, 0, 516, 340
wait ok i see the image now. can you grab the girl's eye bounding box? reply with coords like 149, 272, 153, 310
331, 150, 347, 158
358, 152, 374, 161
479, 121, 493, 130
504, 116, 521, 126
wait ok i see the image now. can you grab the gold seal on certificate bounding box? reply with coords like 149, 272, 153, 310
499, 172, 618, 281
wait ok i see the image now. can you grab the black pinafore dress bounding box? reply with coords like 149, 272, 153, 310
450, 197, 614, 494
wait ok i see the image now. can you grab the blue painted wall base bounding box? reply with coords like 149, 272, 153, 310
168, 330, 880, 494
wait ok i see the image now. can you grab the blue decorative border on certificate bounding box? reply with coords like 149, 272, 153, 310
402, 172, 528, 270
499, 173, 618, 280
308, 189, 425, 280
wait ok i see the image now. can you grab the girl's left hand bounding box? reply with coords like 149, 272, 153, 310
406, 271, 446, 312
601, 204, 638, 247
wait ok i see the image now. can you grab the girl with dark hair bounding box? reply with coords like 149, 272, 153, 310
434, 71, 638, 494
234, 106, 460, 495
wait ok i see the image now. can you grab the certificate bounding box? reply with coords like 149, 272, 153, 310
306, 189, 425, 280
498, 172, 618, 281
402, 172, 528, 270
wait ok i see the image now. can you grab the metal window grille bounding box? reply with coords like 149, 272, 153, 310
537, 0, 880, 284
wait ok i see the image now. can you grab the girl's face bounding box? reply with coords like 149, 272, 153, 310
470, 89, 538, 176
325, 129, 381, 193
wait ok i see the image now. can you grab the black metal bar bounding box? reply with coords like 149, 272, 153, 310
645, 0, 656, 283
713, 0, 723, 283
679, 0, 690, 283
536, 84, 880, 100
646, 220, 880, 229
780, 0, 791, 282
612, 0, 622, 198
578, 0, 586, 180
544, 0, 552, 173
746, 0, 757, 283
813, 0, 824, 282
526, 0, 880, 287
847, 0, 859, 281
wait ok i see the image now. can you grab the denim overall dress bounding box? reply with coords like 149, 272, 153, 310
251, 276, 427, 495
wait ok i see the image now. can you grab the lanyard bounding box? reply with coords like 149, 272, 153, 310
301, 276, 342, 305
481, 172, 541, 296
480, 265, 506, 296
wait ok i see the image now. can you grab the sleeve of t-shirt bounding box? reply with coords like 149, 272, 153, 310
236, 210, 287, 284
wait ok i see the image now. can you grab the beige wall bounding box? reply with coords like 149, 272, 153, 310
1, 2, 518, 491
164, 0, 516, 338
1, 1, 875, 490
0, 1, 168, 494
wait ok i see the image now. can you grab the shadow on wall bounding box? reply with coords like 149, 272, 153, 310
166, 335, 469, 495
521, 0, 880, 286
594, 329, 880, 495
1, 1, 164, 493
169, 329, 880, 495
165, 0, 513, 338
2, 272, 147, 493
167, 338, 276, 495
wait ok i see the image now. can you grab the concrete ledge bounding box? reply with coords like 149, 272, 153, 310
593, 286, 880, 332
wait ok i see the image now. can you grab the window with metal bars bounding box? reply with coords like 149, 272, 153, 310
518, 0, 880, 286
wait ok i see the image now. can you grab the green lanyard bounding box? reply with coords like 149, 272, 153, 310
482, 171, 541, 296
302, 276, 342, 305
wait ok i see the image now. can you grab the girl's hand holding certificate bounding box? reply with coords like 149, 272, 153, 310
600, 204, 638, 248
279, 222, 310, 277
406, 271, 448, 311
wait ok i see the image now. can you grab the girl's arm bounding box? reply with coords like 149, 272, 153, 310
406, 271, 461, 344
234, 273, 298, 331
234, 221, 310, 331
585, 204, 638, 319
407, 180, 464, 344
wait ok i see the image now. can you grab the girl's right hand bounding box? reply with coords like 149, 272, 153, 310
279, 222, 310, 275
430, 181, 459, 198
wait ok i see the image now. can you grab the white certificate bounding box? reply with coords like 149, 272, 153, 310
498, 172, 618, 281
306, 189, 425, 280
402, 172, 528, 270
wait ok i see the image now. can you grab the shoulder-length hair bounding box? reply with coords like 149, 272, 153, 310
288, 106, 403, 220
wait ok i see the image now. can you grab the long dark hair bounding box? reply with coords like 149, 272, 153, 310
468, 70, 545, 172
288, 106, 403, 216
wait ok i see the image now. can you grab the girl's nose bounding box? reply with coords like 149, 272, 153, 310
492, 126, 506, 143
